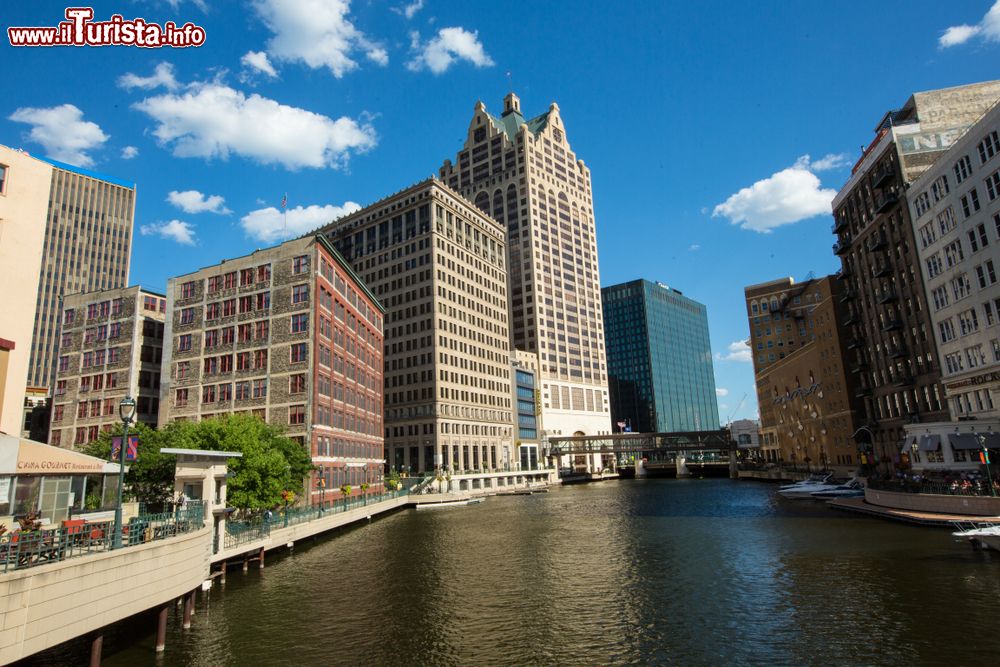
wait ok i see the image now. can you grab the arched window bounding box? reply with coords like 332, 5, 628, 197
474, 191, 489, 214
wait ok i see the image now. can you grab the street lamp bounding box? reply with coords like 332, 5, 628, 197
317, 474, 327, 511
113, 395, 136, 550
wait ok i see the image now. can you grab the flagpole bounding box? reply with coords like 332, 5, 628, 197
281, 192, 288, 239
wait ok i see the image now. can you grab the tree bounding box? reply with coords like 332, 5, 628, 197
83, 422, 177, 509
166, 414, 313, 512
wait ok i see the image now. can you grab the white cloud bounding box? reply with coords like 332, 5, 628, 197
939, 1, 1000, 47
163, 0, 209, 11
251, 0, 387, 78
715, 340, 752, 363
807, 153, 850, 172
392, 0, 424, 19
688, 244, 700, 252
167, 189, 231, 215
716, 388, 729, 397
132, 81, 377, 170
121, 145, 139, 160
118, 62, 180, 91
140, 219, 196, 245
712, 155, 838, 233
241, 50, 278, 78
407, 27, 494, 74
8, 104, 108, 167
241, 202, 362, 243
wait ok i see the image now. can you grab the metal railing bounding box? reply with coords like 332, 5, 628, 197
1, 503, 205, 573
867, 478, 999, 497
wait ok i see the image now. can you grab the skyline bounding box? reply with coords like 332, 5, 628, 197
3, 1, 1000, 423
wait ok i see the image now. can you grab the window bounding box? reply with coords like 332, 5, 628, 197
255, 292, 270, 311
178, 334, 192, 351
958, 308, 980, 336
944, 239, 964, 267
291, 342, 308, 363
969, 223, 990, 252
938, 206, 957, 234
976, 261, 997, 289
64, 308, 75, 324
939, 319, 957, 343
289, 405, 306, 425
926, 253, 944, 279
293, 255, 309, 275
177, 361, 190, 379
291, 313, 309, 333
931, 285, 950, 311
979, 130, 999, 164
235, 381, 251, 400
254, 349, 268, 369
986, 169, 1000, 202
238, 323, 252, 342
289, 374, 306, 393
240, 268, 255, 286
0, 164, 7, 194
237, 352, 251, 371
252, 379, 267, 399
218, 383, 232, 401
55, 380, 66, 395
961, 188, 981, 218
257, 264, 271, 282
914, 191, 931, 217
292, 284, 309, 304
143, 295, 158, 311
181, 281, 197, 298
919, 222, 937, 248
58, 356, 69, 372
180, 307, 195, 324
53, 405, 64, 421
176, 388, 189, 407
931, 174, 950, 202
202, 385, 217, 403
954, 155, 972, 183
111, 299, 123, 316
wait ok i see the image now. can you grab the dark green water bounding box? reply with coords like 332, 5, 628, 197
34, 479, 1000, 665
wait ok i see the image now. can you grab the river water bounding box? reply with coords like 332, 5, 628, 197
33, 479, 1000, 665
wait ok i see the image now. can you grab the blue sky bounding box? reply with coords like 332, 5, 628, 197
3, 0, 1000, 423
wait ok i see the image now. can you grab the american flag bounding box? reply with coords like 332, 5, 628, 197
281, 193, 287, 210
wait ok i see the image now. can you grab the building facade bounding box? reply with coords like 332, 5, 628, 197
831, 82, 1000, 467
159, 235, 385, 502
908, 97, 1000, 421
603, 280, 719, 433
320, 179, 512, 474
48, 286, 165, 448
745, 276, 864, 469
512, 350, 542, 469
440, 93, 611, 442
0, 146, 50, 435
729, 419, 761, 454
27, 157, 135, 394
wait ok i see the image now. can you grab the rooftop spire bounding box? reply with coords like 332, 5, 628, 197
503, 91, 521, 116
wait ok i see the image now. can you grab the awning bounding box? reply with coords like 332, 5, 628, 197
0, 433, 122, 475
949, 433, 981, 450
901, 434, 918, 451
983, 433, 1000, 450
918, 434, 941, 451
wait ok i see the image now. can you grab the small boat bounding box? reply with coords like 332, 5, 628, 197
416, 498, 484, 510
777, 473, 841, 499
952, 524, 1000, 551
779, 472, 832, 491
811, 479, 864, 499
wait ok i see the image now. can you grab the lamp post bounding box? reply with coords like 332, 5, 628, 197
978, 433, 996, 497
113, 396, 136, 550
317, 475, 327, 512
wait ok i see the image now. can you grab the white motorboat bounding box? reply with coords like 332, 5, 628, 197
952, 524, 1000, 551
777, 473, 840, 499
415, 498, 484, 510
811, 479, 865, 499
778, 472, 832, 491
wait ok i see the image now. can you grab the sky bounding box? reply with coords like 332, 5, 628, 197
3, 0, 1000, 424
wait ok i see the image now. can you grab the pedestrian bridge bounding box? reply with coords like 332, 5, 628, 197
548, 430, 735, 457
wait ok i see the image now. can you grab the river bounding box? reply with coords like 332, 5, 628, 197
28, 479, 1000, 665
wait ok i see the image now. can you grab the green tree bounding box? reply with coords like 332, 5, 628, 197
83, 422, 177, 509
166, 414, 313, 511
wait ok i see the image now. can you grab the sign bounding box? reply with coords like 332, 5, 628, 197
897, 127, 967, 155
945, 371, 1000, 391
111, 435, 139, 462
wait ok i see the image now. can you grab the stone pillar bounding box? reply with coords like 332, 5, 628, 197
155, 605, 169, 652
636, 457, 647, 478
89, 633, 103, 667
182, 591, 194, 629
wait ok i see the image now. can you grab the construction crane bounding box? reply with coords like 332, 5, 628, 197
726, 393, 748, 426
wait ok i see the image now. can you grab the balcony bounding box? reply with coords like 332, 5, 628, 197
856, 387, 873, 398
876, 289, 898, 304
832, 217, 849, 233
833, 238, 853, 255
895, 374, 915, 387
836, 266, 853, 280
850, 361, 868, 374
839, 288, 856, 303
847, 338, 863, 350
872, 262, 892, 278
874, 191, 899, 215
842, 313, 859, 326
871, 162, 894, 188
881, 318, 902, 332
887, 344, 908, 359
866, 233, 887, 252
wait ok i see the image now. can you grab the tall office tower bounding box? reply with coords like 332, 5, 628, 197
440, 93, 611, 444
27, 157, 135, 393
319, 179, 512, 474
0, 146, 50, 435
832, 81, 1000, 467
48, 286, 165, 448
744, 276, 864, 469
602, 279, 720, 433
159, 235, 386, 502
908, 98, 1000, 428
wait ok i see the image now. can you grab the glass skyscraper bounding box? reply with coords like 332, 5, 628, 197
602, 280, 720, 433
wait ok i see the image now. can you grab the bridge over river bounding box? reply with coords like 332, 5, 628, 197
547, 430, 736, 477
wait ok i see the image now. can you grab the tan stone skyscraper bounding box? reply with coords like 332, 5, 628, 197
26, 158, 135, 392
440, 93, 611, 442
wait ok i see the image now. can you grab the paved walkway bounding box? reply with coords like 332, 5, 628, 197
828, 497, 1000, 526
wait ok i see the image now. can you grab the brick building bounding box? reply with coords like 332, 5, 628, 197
319, 178, 513, 474
48, 286, 165, 448
159, 234, 385, 501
